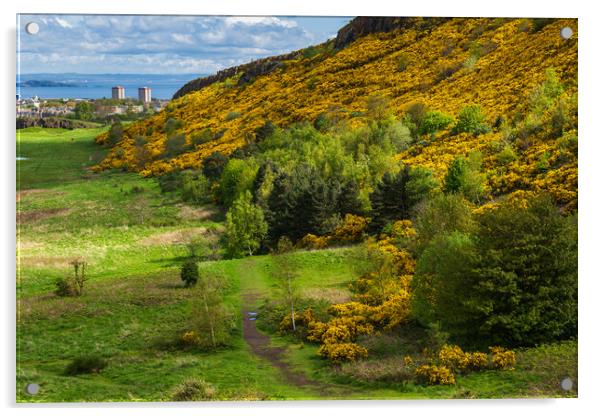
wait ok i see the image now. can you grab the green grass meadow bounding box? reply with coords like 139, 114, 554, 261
16, 128, 577, 402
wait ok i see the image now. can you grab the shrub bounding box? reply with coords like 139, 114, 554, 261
452, 105, 490, 136
435, 62, 462, 82
164, 117, 183, 134
191, 129, 213, 147
55, 277, 76, 297
225, 111, 241, 121
402, 102, 429, 137
496, 144, 518, 165
331, 214, 368, 244
418, 111, 454, 136
170, 378, 216, 401
296, 233, 330, 250
438, 344, 470, 372
157, 170, 182, 193
317, 342, 368, 363
181, 171, 210, 204
180, 331, 201, 346
55, 259, 88, 297
180, 259, 199, 287
490, 346, 517, 370
254, 121, 276, 141
164, 133, 187, 158
415, 364, 455, 385
64, 355, 108, 376
530, 18, 555, 33
468, 352, 489, 370
396, 53, 411, 72
107, 122, 124, 146
202, 152, 229, 182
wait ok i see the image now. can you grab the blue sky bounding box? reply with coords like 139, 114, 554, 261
17, 15, 351, 75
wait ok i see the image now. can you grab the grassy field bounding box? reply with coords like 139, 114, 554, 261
16, 128, 577, 402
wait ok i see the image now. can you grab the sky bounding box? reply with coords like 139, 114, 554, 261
17, 14, 352, 75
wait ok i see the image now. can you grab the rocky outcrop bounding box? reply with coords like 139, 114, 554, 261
333, 16, 450, 48
172, 50, 301, 100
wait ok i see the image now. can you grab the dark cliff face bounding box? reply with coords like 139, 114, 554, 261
333, 16, 450, 48
173, 16, 449, 100
172, 50, 301, 100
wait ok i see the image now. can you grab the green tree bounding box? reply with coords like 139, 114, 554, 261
74, 101, 93, 120
470, 194, 577, 346
414, 193, 475, 253
452, 105, 491, 136
418, 111, 454, 136
412, 194, 577, 347
180, 259, 199, 287
443, 153, 485, 203
202, 152, 228, 182
218, 158, 259, 208
225, 191, 268, 258
272, 237, 300, 331
412, 231, 479, 339
190, 271, 234, 349
181, 170, 210, 204
369, 166, 438, 232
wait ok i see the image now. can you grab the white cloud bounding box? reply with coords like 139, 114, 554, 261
172, 33, 194, 45
18, 14, 346, 74
55, 17, 72, 29
224, 16, 298, 29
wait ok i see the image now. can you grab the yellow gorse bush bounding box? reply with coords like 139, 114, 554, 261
438, 344, 471, 371
415, 364, 456, 385
490, 346, 517, 370
180, 331, 201, 346
317, 342, 369, 363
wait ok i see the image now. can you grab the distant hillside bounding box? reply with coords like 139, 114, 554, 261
95, 17, 578, 209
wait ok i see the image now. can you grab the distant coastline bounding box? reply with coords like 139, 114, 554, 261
16, 73, 206, 100
17, 80, 78, 88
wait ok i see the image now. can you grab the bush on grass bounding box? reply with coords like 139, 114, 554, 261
64, 355, 108, 376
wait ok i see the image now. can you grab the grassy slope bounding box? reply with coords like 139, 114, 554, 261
17, 128, 306, 402
17, 128, 577, 402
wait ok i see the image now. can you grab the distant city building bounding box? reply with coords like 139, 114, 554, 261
111, 86, 125, 100
138, 87, 151, 103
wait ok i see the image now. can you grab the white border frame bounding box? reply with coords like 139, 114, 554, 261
3, 1, 600, 415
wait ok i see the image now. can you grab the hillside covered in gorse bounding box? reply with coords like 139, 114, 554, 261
95, 17, 577, 210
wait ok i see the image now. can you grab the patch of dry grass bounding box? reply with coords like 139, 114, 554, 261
302, 287, 350, 304
139, 228, 207, 246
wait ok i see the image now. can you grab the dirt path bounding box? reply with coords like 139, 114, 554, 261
238, 258, 360, 397
241, 291, 324, 390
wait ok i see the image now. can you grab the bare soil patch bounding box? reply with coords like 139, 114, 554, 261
17, 208, 70, 224
177, 205, 219, 221
16, 189, 65, 202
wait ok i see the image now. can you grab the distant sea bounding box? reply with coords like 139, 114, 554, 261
16, 73, 206, 100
